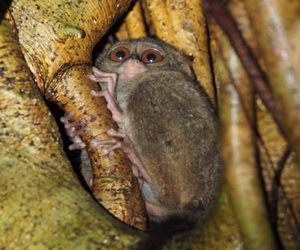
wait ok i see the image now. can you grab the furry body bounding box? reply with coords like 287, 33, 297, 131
92, 38, 222, 221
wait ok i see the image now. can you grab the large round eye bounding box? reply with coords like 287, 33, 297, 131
141, 48, 164, 64
109, 46, 130, 62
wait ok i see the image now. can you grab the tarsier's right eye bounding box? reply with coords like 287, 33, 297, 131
109, 46, 130, 62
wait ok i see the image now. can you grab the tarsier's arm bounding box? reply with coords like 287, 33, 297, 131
88, 68, 151, 183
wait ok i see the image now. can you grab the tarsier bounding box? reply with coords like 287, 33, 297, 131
61, 38, 222, 226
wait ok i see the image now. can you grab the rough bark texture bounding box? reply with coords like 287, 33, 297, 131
9, 0, 147, 229
0, 16, 142, 249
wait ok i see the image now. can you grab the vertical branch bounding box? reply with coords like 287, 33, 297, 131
0, 16, 141, 248
10, 0, 147, 230
142, 0, 175, 44
209, 3, 278, 246
116, 1, 147, 41
218, 47, 278, 249
205, 2, 300, 247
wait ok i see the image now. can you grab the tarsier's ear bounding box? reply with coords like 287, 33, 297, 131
176, 53, 195, 78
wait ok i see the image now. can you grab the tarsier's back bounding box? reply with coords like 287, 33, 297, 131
124, 70, 221, 220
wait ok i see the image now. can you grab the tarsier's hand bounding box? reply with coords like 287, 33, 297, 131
89, 67, 124, 123
89, 67, 117, 97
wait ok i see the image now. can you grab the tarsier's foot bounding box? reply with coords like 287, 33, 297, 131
60, 112, 87, 150
89, 128, 126, 155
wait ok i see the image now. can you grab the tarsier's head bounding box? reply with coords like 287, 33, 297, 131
95, 38, 194, 82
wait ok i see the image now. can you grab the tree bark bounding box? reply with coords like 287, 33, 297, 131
0, 15, 142, 249
9, 0, 147, 229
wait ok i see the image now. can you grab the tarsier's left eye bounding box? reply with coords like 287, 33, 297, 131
141, 48, 164, 64
109, 46, 130, 62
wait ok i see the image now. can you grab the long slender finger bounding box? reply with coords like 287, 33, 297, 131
89, 74, 114, 84
91, 89, 106, 97
91, 67, 117, 96
69, 142, 86, 150
65, 126, 76, 137
102, 142, 122, 155
71, 135, 84, 144
107, 128, 126, 138
92, 66, 105, 76
88, 73, 102, 82
91, 89, 124, 123
126, 149, 151, 183
131, 164, 140, 178
89, 138, 117, 147
92, 67, 117, 82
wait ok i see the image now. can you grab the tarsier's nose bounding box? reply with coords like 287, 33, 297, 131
117, 57, 147, 80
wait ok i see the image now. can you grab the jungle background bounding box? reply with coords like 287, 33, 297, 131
0, 0, 299, 249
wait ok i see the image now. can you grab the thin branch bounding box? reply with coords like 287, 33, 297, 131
270, 146, 291, 228
202, 0, 285, 137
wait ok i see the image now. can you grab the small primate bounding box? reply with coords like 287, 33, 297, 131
62, 38, 222, 248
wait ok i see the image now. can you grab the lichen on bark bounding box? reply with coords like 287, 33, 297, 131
0, 16, 142, 249
9, 0, 147, 229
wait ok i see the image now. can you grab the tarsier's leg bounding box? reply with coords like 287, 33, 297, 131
89, 67, 124, 124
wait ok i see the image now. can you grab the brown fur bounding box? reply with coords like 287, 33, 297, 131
95, 38, 222, 222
